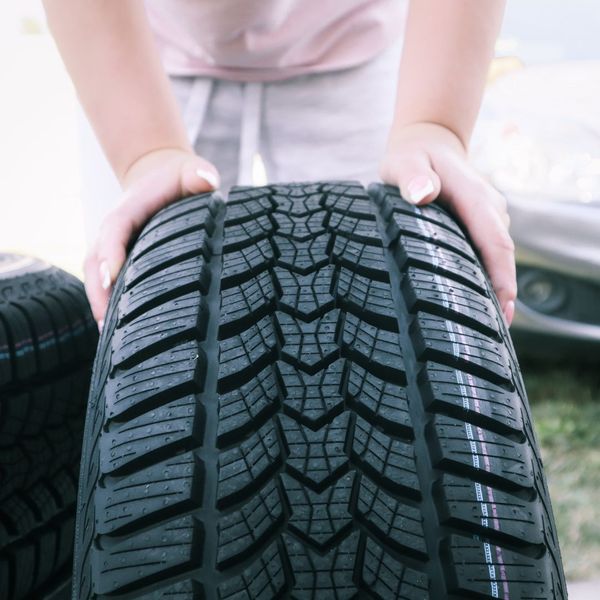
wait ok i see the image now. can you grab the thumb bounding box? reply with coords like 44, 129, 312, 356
180, 157, 221, 196
394, 154, 441, 206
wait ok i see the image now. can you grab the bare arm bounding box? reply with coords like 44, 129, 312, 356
390, 0, 505, 148
43, 0, 218, 324
381, 0, 516, 322
43, 0, 191, 185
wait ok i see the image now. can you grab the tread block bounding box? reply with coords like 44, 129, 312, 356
270, 182, 323, 197
345, 362, 412, 438
341, 313, 405, 383
223, 196, 274, 225
351, 416, 419, 499
217, 366, 281, 448
283, 530, 360, 599
136, 579, 203, 599
221, 238, 276, 289
331, 236, 389, 282
271, 211, 326, 241
378, 186, 465, 237
279, 413, 350, 491
420, 362, 525, 437
386, 205, 476, 262
430, 414, 534, 492
357, 476, 426, 559
118, 256, 210, 323
138, 193, 218, 236
283, 472, 354, 550
94, 515, 202, 595
1, 493, 37, 544
38, 292, 77, 365
217, 480, 283, 569
100, 396, 201, 475
274, 191, 323, 216
132, 205, 214, 260
327, 211, 382, 246
12, 543, 36, 597
106, 342, 205, 420
361, 536, 429, 598
443, 534, 549, 600
411, 314, 512, 388
396, 236, 488, 295
5, 300, 58, 377
275, 233, 330, 275
403, 267, 499, 339
112, 292, 207, 368
229, 186, 277, 202
223, 215, 275, 252
95, 452, 202, 535
321, 181, 368, 201
279, 360, 345, 429
216, 541, 288, 599
219, 271, 276, 337
275, 265, 336, 320
126, 229, 210, 290
0, 316, 13, 384
218, 317, 279, 392
322, 192, 374, 219
217, 421, 281, 508
436, 473, 543, 547
334, 266, 398, 331
278, 310, 340, 373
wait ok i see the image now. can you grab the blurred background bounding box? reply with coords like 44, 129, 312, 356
0, 0, 598, 596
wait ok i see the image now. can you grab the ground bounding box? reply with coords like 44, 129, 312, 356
525, 363, 600, 581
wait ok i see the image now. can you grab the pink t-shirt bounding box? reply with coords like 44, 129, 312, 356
145, 0, 407, 81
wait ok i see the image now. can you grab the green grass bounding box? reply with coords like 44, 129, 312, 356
523, 363, 600, 581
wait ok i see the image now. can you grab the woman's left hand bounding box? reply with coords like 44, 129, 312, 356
380, 121, 516, 325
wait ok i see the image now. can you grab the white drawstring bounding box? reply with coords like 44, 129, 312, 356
238, 82, 263, 185
182, 77, 213, 149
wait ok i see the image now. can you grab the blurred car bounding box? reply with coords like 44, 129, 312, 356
471, 21, 600, 359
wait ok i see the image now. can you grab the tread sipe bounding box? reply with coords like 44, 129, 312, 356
73, 183, 566, 599
0, 254, 98, 600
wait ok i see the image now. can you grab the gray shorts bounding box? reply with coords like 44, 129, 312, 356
79, 40, 402, 244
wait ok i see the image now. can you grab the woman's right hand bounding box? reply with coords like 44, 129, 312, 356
84, 148, 220, 329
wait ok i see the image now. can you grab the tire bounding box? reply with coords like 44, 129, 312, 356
73, 182, 567, 599
0, 254, 98, 599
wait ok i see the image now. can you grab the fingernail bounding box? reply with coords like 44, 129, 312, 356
196, 169, 220, 189
503, 300, 515, 327
406, 176, 435, 204
99, 261, 111, 290
98, 319, 104, 334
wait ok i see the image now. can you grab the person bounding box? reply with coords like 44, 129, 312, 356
43, 0, 516, 331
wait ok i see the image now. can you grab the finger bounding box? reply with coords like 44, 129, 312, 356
388, 152, 442, 205
180, 157, 220, 195
97, 158, 220, 289
124, 157, 219, 221
442, 181, 517, 319
88, 209, 134, 322
470, 214, 517, 320
83, 249, 109, 326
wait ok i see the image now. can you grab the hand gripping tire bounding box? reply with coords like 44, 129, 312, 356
0, 254, 98, 599
72, 183, 566, 599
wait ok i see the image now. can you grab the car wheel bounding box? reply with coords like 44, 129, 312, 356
0, 254, 97, 599
72, 183, 566, 599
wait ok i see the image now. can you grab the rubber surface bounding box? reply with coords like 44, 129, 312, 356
73, 183, 567, 599
0, 254, 98, 600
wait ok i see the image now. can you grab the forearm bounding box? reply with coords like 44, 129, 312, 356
390, 0, 505, 149
43, 0, 190, 185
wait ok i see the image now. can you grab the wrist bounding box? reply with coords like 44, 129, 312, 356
120, 146, 194, 189
386, 121, 467, 156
